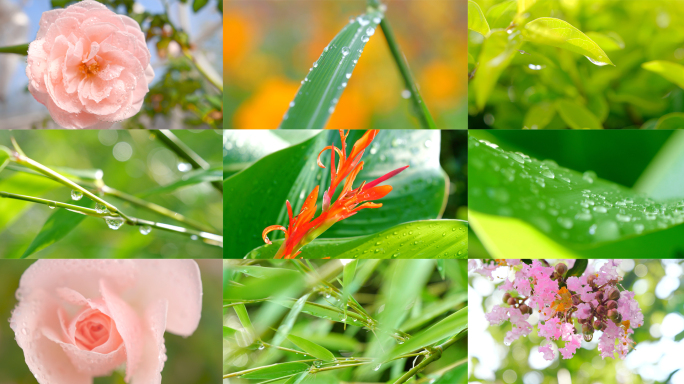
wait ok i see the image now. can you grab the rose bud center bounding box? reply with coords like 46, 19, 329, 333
73, 309, 116, 351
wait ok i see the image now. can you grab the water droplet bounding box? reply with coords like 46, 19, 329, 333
583, 171, 597, 183
401, 89, 411, 99
366, 27, 375, 36
528, 64, 544, 70
139, 225, 152, 235
540, 168, 555, 179
47, 202, 56, 209
373, 364, 382, 371
191, 235, 198, 240
345, 73, 351, 79
341, 47, 350, 56
358, 17, 370, 26
96, 203, 107, 214
362, 36, 370, 43
314, 360, 322, 368
289, 101, 295, 107
105, 217, 125, 230
71, 190, 83, 201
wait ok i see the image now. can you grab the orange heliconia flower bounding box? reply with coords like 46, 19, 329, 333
262, 130, 409, 259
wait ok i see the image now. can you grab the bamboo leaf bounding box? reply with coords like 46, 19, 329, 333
556, 99, 602, 129
284, 372, 309, 384
140, 166, 222, 196
234, 304, 255, 336
287, 334, 336, 361
400, 293, 467, 333
384, 307, 468, 362
245, 220, 469, 259
642, 61, 684, 89
272, 299, 370, 327
342, 260, 358, 328
239, 362, 310, 380
523, 18, 614, 66
272, 293, 311, 347
279, 11, 383, 130
473, 30, 524, 111
21, 199, 94, 258
468, 1, 490, 36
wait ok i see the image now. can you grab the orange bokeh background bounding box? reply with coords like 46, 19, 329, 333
224, 0, 467, 130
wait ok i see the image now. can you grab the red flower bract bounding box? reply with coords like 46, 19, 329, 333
262, 130, 409, 259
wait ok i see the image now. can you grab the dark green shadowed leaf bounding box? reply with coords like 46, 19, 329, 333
245, 220, 468, 259
279, 11, 384, 130
287, 334, 336, 361
384, 307, 468, 362
21, 198, 94, 258
239, 362, 310, 380
140, 166, 222, 196
566, 260, 588, 277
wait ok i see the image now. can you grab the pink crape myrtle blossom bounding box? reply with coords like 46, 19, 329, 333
26, 1, 154, 129
470, 259, 642, 361
10, 260, 202, 384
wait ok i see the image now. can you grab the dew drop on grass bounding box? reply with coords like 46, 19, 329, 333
362, 36, 370, 43
96, 203, 107, 214
345, 73, 351, 79
401, 89, 411, 99
290, 101, 295, 107
373, 364, 382, 371
191, 235, 198, 241
139, 225, 152, 235
341, 47, 350, 56
313, 62, 318, 68
48, 202, 56, 209
366, 27, 375, 36
71, 190, 83, 201
105, 217, 124, 230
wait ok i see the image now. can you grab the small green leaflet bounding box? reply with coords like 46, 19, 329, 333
287, 334, 336, 361
556, 99, 602, 129
239, 362, 310, 380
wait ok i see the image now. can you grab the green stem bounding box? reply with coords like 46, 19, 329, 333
150, 130, 223, 192
0, 192, 106, 217
260, 342, 314, 357
391, 334, 466, 384
379, 18, 436, 129
0, 43, 29, 55
182, 49, 224, 93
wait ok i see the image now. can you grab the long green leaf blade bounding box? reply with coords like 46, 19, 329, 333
245, 220, 469, 259
140, 166, 222, 196
279, 11, 383, 130
21, 199, 94, 258
272, 293, 311, 347
287, 334, 336, 361
0, 146, 10, 174
239, 362, 310, 380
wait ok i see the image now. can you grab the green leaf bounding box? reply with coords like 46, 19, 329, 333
486, 0, 517, 29
21, 198, 94, 258
272, 293, 311, 347
0, 173, 61, 233
566, 259, 588, 277
473, 30, 524, 111
239, 362, 310, 380
437, 260, 445, 280
234, 304, 255, 335
287, 334, 336, 361
523, 102, 556, 130
245, 220, 468, 259
642, 61, 684, 89
223, 326, 237, 339
272, 299, 370, 327
468, 1, 490, 36
400, 293, 467, 333
342, 260, 357, 327
384, 307, 468, 362
279, 10, 383, 130
556, 99, 602, 129
140, 166, 222, 196
518, 0, 538, 14
584, 31, 625, 51
225, 268, 303, 300
654, 113, 684, 129
284, 372, 309, 384
0, 146, 9, 174
469, 134, 684, 257
225, 131, 447, 258
522, 18, 614, 66
192, 0, 209, 12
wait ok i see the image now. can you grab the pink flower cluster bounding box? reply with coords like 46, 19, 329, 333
471, 259, 643, 361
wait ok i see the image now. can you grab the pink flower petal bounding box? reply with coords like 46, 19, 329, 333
43, 326, 126, 377
129, 300, 169, 384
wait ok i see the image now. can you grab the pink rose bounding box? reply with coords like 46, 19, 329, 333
10, 260, 202, 384
26, 0, 154, 129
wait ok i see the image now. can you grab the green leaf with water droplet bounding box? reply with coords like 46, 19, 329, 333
556, 99, 603, 129
642, 61, 684, 90
225, 130, 448, 258
468, 1, 490, 36
279, 10, 384, 130
383, 307, 468, 363
272, 299, 373, 328
139, 166, 222, 196
21, 198, 94, 259
287, 334, 336, 361
239, 362, 310, 380
472, 30, 524, 111
245, 220, 468, 259
522, 18, 614, 66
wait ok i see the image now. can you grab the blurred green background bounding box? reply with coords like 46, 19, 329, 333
0, 259, 222, 384
225, 0, 466, 130
442, 131, 468, 221
469, 259, 684, 384
468, 0, 684, 129
0, 130, 223, 258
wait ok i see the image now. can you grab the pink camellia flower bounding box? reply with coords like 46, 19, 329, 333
10, 260, 202, 384
26, 0, 154, 129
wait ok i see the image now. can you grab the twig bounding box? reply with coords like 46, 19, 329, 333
183, 49, 223, 92
391, 334, 466, 384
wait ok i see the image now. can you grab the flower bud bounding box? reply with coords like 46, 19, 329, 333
600, 322, 608, 331
608, 309, 618, 320
608, 288, 620, 301
596, 291, 604, 302
593, 320, 602, 329
507, 297, 517, 306
555, 263, 568, 276
503, 293, 511, 304
572, 295, 581, 305
588, 274, 597, 286
520, 305, 531, 315
597, 305, 607, 316
582, 323, 594, 334
607, 300, 618, 310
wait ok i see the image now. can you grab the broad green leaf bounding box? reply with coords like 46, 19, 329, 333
287, 334, 336, 361
518, 0, 538, 14
642, 61, 684, 89
400, 293, 467, 333
140, 166, 222, 196
584, 31, 625, 51
234, 304, 256, 335
587, 93, 609, 123
523, 102, 556, 129
279, 10, 383, 130
224, 326, 237, 338
384, 307, 468, 362
434, 363, 467, 384
556, 99, 602, 129
284, 372, 309, 384
239, 362, 310, 380
468, 1, 490, 36
473, 30, 523, 111
522, 18, 614, 66
486, 0, 517, 29
21, 199, 94, 258
225, 131, 447, 258
272, 293, 311, 347
654, 113, 684, 130
223, 131, 290, 179
566, 259, 588, 277
468, 134, 684, 257
245, 220, 468, 259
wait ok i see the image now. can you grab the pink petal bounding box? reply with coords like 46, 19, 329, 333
26, 40, 49, 94
129, 300, 168, 384
43, 326, 126, 377
36, 9, 64, 40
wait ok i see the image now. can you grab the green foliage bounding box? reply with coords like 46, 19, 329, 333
21, 199, 94, 258
224, 131, 456, 259
224, 260, 467, 384
468, 0, 684, 129
468, 1, 490, 36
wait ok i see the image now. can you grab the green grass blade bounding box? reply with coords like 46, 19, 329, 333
21, 199, 94, 258
287, 334, 336, 361
400, 293, 467, 333
279, 11, 383, 130
234, 304, 256, 336
245, 220, 468, 259
284, 372, 309, 384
